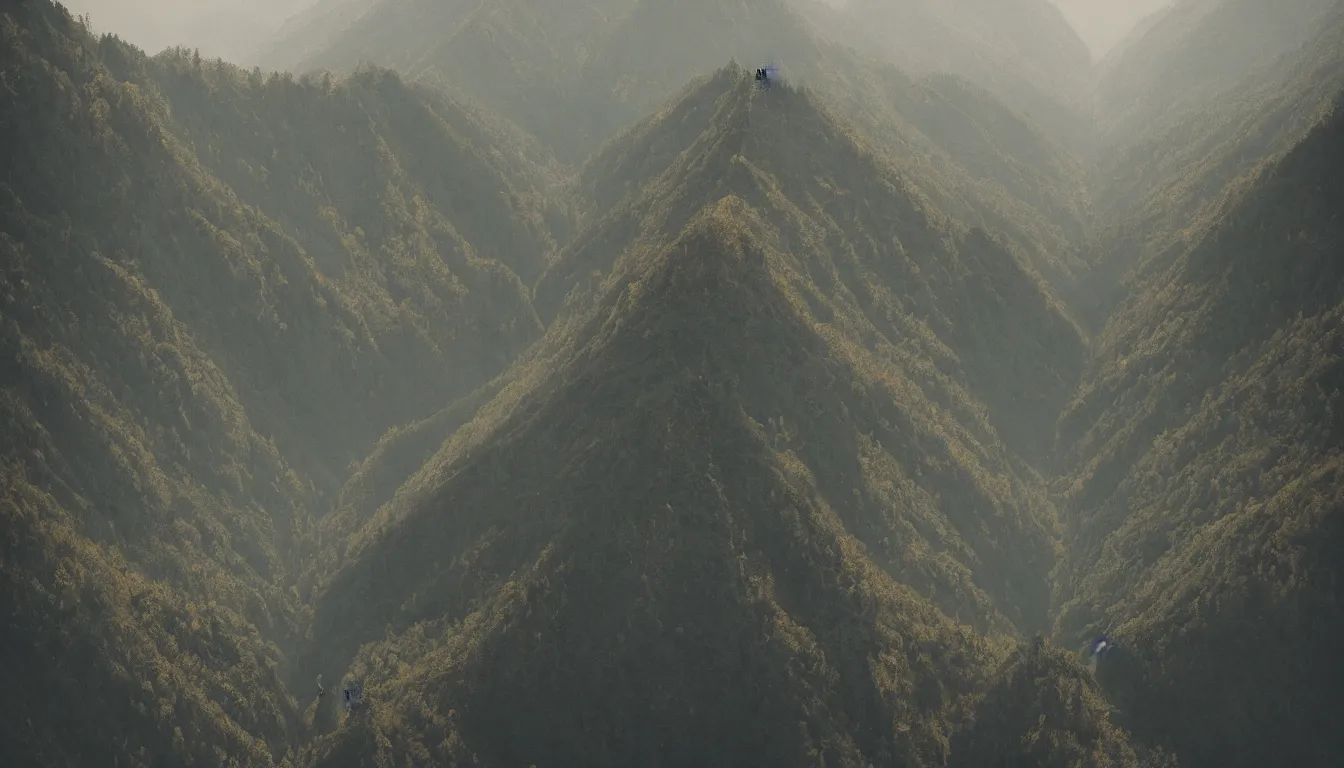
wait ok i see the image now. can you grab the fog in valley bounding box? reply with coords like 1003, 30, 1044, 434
62, 0, 1176, 63
3, 0, 1341, 765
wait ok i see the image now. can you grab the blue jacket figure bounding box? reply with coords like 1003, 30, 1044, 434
755, 64, 779, 89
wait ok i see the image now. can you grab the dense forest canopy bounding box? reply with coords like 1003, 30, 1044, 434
3, 0, 1342, 765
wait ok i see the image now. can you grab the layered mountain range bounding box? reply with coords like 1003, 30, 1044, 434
3, 0, 1342, 765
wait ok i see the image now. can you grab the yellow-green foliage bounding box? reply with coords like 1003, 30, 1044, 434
0, 468, 293, 767
0, 1, 571, 763
303, 198, 1032, 766
951, 639, 1144, 768
1056, 97, 1344, 766
6, 0, 1342, 765
296, 69, 1095, 752
1083, 0, 1344, 328
1094, 0, 1336, 150
274, 0, 1094, 311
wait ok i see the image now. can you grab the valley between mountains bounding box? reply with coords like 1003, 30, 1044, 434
2, 0, 1342, 765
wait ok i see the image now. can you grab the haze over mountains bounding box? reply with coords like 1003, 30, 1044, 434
3, 0, 1342, 766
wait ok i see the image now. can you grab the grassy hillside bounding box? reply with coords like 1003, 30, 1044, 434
1055, 96, 1344, 767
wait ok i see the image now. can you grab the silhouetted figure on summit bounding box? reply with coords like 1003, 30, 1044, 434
755, 65, 778, 89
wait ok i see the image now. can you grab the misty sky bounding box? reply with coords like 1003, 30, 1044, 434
60, 0, 313, 63
1048, 0, 1173, 56
62, 0, 1174, 73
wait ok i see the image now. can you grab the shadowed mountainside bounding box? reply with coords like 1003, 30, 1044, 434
290, 72, 1113, 767
1055, 96, 1344, 768
302, 183, 1127, 764
259, 0, 1098, 318
547, 67, 1086, 466
949, 638, 1173, 768
0, 2, 569, 763
6, 0, 1344, 764
1094, 0, 1337, 150
794, 0, 1095, 154
1081, 0, 1344, 330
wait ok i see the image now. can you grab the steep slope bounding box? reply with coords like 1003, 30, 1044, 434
1082, 2, 1344, 327
842, 69, 1092, 305
278, 0, 839, 163
795, 0, 1095, 154
567, 0, 831, 155
0, 1, 567, 763
276, 0, 634, 160
267, 0, 1094, 310
302, 194, 1056, 766
949, 638, 1165, 768
299, 76, 1094, 750
550, 66, 1086, 467
1054, 98, 1344, 767
1095, 0, 1338, 150
124, 55, 570, 286
44, 38, 566, 488
253, 0, 390, 72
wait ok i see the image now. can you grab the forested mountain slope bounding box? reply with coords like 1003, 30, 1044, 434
304, 197, 1015, 767
276, 0, 845, 163
294, 67, 1155, 752
1082, 1, 1344, 326
793, 0, 1094, 154
3, 5, 570, 487
822, 68, 1092, 308
1054, 96, 1344, 768
260, 0, 1095, 313
545, 67, 1085, 467
10, 0, 1344, 763
949, 638, 1173, 768
295, 67, 1092, 663
0, 1, 570, 763
572, 60, 1093, 323
253, 0, 389, 72
272, 0, 645, 160
1095, 0, 1338, 149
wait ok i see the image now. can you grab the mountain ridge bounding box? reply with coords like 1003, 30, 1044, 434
304, 196, 1026, 765
1055, 94, 1344, 767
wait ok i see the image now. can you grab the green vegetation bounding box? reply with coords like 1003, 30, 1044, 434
0, 1, 567, 763
304, 192, 1044, 765
5, 0, 1343, 764
796, 0, 1095, 155
267, 0, 1097, 314
1055, 96, 1344, 767
949, 638, 1155, 768
1094, 0, 1338, 150
1081, 0, 1344, 327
